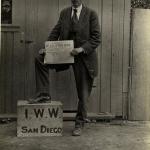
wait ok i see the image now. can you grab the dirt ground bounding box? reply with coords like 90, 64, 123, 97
0, 121, 150, 150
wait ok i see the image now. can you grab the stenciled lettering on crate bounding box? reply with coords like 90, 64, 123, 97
17, 101, 63, 137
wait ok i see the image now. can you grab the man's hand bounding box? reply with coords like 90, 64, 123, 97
39, 49, 46, 55
71, 47, 84, 56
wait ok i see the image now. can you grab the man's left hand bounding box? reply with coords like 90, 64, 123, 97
71, 48, 84, 56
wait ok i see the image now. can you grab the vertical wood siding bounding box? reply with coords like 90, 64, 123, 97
0, 0, 131, 117
0, 26, 25, 113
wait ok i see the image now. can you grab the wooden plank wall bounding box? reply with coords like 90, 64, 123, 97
54, 0, 131, 116
129, 9, 150, 120
0, 0, 131, 117
0, 26, 25, 113
58, 0, 131, 116
96, 0, 130, 116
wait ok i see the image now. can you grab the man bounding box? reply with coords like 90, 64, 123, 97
29, 0, 101, 136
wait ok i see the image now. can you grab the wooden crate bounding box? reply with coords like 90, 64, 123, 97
17, 101, 63, 137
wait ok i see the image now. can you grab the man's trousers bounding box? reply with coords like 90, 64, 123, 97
35, 54, 94, 127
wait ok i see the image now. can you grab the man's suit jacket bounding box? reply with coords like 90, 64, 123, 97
48, 5, 101, 78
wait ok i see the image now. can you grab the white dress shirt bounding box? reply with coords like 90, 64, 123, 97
71, 4, 83, 20
71, 4, 85, 53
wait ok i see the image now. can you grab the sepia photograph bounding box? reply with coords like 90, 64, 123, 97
0, 0, 150, 149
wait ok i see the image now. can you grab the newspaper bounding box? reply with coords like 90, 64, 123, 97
44, 40, 74, 64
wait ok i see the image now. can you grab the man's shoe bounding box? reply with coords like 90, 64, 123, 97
72, 127, 82, 136
28, 93, 51, 104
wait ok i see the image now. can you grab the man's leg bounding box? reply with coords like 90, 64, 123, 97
35, 54, 50, 94
72, 56, 94, 135
28, 54, 50, 103
29, 53, 70, 103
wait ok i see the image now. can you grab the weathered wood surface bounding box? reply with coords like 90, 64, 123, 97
0, 26, 24, 114
0, 0, 131, 117
129, 9, 150, 121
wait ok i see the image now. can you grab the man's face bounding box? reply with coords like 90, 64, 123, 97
71, 0, 82, 8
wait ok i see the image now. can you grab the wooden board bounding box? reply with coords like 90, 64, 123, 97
24, 0, 37, 100
100, 0, 113, 113
0, 32, 6, 113
122, 0, 131, 118
130, 9, 150, 121
111, 0, 124, 115
12, 33, 25, 113
88, 0, 101, 113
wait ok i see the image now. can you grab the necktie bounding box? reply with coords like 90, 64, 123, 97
71, 9, 78, 47
72, 9, 78, 24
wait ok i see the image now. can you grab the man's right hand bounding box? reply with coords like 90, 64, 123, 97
39, 49, 46, 55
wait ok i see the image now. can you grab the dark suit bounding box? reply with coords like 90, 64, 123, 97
48, 6, 100, 78
35, 5, 100, 127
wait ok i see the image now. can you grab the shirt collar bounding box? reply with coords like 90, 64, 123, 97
72, 4, 82, 13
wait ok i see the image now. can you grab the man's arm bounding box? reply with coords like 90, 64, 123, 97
39, 12, 63, 55
81, 10, 101, 55
47, 11, 63, 41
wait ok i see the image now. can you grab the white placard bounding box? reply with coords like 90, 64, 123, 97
44, 40, 74, 64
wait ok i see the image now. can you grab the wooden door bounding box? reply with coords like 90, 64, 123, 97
0, 25, 24, 114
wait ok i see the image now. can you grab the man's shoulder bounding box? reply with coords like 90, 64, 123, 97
60, 7, 71, 14
85, 6, 98, 16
